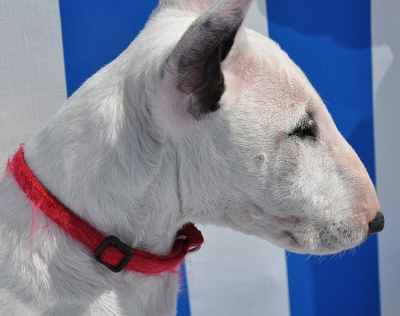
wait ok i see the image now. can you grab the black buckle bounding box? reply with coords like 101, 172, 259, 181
94, 236, 133, 273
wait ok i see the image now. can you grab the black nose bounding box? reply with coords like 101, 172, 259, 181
368, 212, 385, 235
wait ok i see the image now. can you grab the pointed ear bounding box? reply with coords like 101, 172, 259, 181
163, 0, 252, 120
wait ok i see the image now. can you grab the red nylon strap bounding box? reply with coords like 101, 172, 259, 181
7, 146, 204, 275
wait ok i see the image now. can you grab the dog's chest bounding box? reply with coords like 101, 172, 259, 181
0, 175, 180, 316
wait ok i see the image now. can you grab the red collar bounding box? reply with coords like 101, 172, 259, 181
7, 146, 204, 274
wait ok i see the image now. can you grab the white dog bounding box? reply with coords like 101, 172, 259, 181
0, 0, 384, 315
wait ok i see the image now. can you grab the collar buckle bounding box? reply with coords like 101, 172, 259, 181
94, 236, 133, 273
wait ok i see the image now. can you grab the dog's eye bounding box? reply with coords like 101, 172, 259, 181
289, 114, 317, 140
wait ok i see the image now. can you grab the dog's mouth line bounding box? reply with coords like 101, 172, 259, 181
283, 230, 301, 246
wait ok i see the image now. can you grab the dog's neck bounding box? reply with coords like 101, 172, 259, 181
3, 64, 190, 313
22, 78, 185, 256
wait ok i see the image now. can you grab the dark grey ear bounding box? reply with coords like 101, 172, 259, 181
165, 0, 252, 120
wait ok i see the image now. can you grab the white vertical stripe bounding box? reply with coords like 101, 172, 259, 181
371, 1, 400, 316
186, 226, 290, 316
187, 2, 290, 315
244, 0, 269, 35
0, 0, 66, 169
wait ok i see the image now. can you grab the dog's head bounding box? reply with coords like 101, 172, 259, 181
127, 0, 383, 254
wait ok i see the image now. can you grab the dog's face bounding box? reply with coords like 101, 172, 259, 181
215, 46, 380, 254
146, 0, 382, 254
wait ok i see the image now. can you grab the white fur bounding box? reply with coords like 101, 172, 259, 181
0, 0, 380, 315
